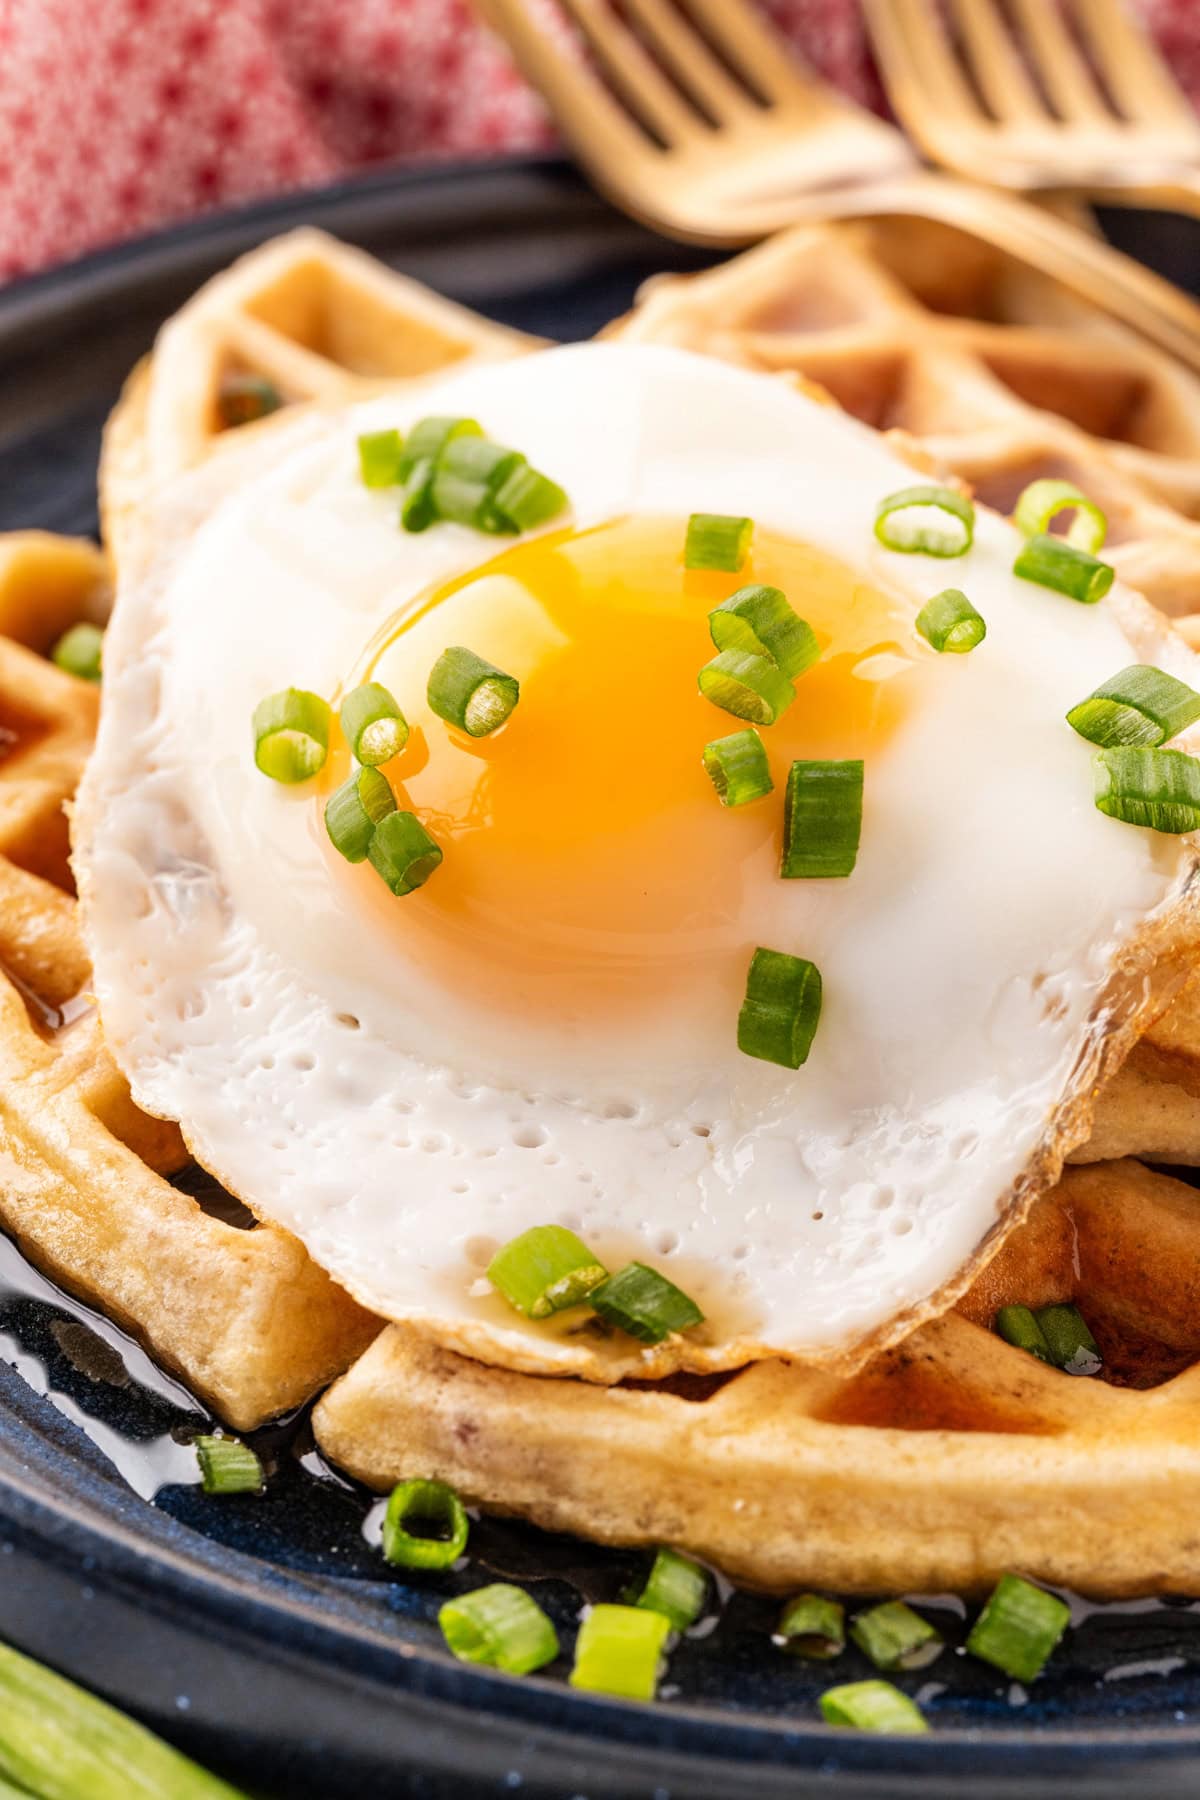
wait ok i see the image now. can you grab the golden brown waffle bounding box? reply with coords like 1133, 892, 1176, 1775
0, 534, 378, 1429
615, 216, 1200, 631
138, 227, 542, 487
314, 1157, 1200, 1598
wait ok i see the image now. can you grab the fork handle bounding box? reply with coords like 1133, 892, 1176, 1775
812, 174, 1200, 376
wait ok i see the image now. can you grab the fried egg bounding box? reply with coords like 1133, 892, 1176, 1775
75, 343, 1200, 1379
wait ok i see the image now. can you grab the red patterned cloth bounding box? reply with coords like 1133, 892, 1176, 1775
0, 0, 1193, 283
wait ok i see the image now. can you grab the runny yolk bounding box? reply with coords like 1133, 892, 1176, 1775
322, 515, 919, 1024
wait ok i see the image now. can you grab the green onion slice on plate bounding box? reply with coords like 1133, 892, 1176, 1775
1014, 533, 1113, 603
590, 1262, 704, 1345
325, 766, 397, 864
340, 681, 410, 764
685, 513, 753, 572
487, 1224, 608, 1319
819, 1680, 928, 1735
252, 688, 330, 783
708, 584, 819, 680
440, 1584, 559, 1675
51, 621, 104, 682
966, 1574, 1070, 1682
1013, 477, 1107, 553
194, 1435, 263, 1497
367, 809, 443, 896
428, 645, 520, 736
915, 587, 986, 655
994, 1303, 1053, 1364
1036, 1303, 1102, 1376
775, 1593, 846, 1660
738, 947, 822, 1069
382, 1477, 469, 1571
632, 1549, 710, 1633
431, 436, 527, 533
400, 455, 438, 533
1093, 745, 1200, 833
702, 728, 773, 807
850, 1601, 943, 1672
570, 1605, 672, 1702
782, 759, 863, 880
874, 484, 974, 557
357, 428, 404, 489
1066, 664, 1200, 749
698, 649, 795, 726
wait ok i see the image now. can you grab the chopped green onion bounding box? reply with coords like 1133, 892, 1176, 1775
252, 688, 330, 783
1035, 1303, 1102, 1376
367, 809, 443, 896
1093, 745, 1200, 833
738, 947, 822, 1070
324, 766, 396, 864
0, 1640, 248, 1798
51, 621, 103, 682
340, 681, 410, 764
440, 1583, 559, 1675
492, 463, 569, 533
698, 649, 795, 726
915, 587, 986, 655
382, 1477, 469, 1570
633, 1549, 709, 1633
781, 759, 863, 880
357, 428, 404, 489
428, 645, 520, 737
1014, 477, 1107, 553
775, 1593, 845, 1660
994, 1304, 1052, 1364
874, 484, 974, 557
1014, 532, 1113, 603
570, 1604, 672, 1702
1066, 664, 1200, 749
966, 1574, 1070, 1682
819, 1680, 928, 1735
708, 584, 819, 680
850, 1601, 942, 1672
194, 1435, 263, 1496
432, 436, 527, 532
398, 415, 482, 480
685, 513, 753, 572
701, 729, 773, 808
591, 1262, 704, 1346
400, 455, 438, 533
216, 372, 282, 430
487, 1225, 607, 1319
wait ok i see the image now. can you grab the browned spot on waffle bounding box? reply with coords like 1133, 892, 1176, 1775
815, 1343, 1058, 1435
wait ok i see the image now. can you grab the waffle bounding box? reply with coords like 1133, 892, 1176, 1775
26, 222, 1200, 1592
614, 216, 1200, 632
0, 535, 378, 1429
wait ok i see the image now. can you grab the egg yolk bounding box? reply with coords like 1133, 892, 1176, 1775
322, 515, 918, 1023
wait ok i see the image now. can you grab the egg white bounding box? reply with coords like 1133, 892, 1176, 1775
75, 343, 1200, 1378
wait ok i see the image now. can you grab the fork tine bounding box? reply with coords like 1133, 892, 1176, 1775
865, 0, 988, 124
619, 0, 754, 126
668, 0, 831, 110
484, 0, 662, 165
1007, 0, 1113, 122
1071, 0, 1200, 127
560, 0, 702, 144
948, 0, 1047, 122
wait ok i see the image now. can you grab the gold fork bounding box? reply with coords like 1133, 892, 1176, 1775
865, 0, 1200, 209
478, 0, 1200, 371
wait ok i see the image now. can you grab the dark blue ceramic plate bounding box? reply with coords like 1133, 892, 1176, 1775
2, 158, 1200, 1800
